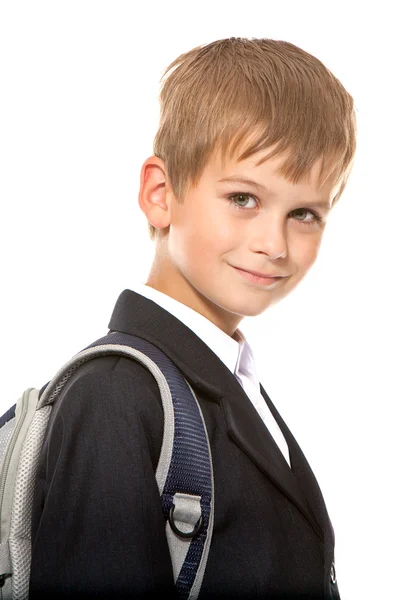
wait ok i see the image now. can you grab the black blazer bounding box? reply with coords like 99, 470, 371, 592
30, 289, 340, 599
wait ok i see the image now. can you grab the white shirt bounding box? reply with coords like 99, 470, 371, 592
129, 281, 291, 467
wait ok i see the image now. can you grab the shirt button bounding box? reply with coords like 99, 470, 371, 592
330, 561, 337, 585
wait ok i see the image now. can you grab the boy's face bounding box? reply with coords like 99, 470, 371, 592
141, 146, 338, 336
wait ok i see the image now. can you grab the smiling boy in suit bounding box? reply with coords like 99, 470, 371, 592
29, 37, 357, 599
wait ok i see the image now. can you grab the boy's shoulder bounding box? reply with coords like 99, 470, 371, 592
58, 351, 162, 399
44, 352, 165, 463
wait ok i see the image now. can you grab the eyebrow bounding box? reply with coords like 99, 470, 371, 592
217, 176, 332, 211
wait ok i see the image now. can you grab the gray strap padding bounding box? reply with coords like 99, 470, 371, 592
9, 405, 52, 600
1, 389, 39, 550
0, 541, 11, 573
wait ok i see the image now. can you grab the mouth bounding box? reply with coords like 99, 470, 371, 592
232, 266, 287, 286
235, 267, 285, 278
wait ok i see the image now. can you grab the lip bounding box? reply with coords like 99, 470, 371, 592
232, 266, 287, 286
235, 267, 285, 278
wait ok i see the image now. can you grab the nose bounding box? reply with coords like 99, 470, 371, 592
250, 218, 288, 259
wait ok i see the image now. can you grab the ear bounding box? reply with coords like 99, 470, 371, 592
138, 156, 172, 232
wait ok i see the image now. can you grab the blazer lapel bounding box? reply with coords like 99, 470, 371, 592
260, 383, 333, 545
220, 372, 324, 540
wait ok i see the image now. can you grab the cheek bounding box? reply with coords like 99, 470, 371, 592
188, 209, 235, 254
170, 210, 219, 270
293, 236, 322, 270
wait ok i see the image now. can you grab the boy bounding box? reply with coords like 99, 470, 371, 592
29, 37, 356, 598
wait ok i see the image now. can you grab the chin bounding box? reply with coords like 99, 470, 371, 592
230, 301, 272, 318
245, 305, 273, 317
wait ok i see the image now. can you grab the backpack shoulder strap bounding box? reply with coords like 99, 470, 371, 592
39, 331, 214, 600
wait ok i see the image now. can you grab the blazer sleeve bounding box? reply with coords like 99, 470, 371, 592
29, 356, 176, 599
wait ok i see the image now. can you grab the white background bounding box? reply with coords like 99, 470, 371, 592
0, 2, 399, 598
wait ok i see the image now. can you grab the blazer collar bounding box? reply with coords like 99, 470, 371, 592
108, 289, 227, 401
108, 289, 326, 539
129, 281, 242, 376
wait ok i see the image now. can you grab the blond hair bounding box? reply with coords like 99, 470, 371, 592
149, 37, 357, 241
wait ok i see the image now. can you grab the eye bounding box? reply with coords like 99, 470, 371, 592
291, 207, 323, 226
228, 192, 257, 210
227, 193, 323, 226
227, 193, 258, 210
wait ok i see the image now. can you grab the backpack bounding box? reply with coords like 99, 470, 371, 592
0, 331, 214, 600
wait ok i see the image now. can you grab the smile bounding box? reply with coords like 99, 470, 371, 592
232, 266, 285, 287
